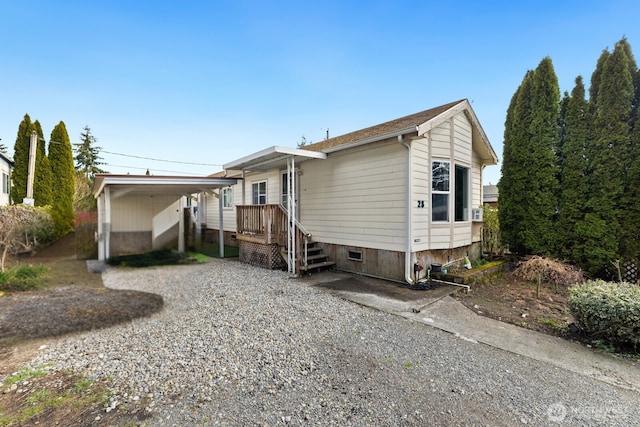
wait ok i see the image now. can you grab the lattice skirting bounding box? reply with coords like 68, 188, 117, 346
239, 241, 285, 270
623, 261, 638, 284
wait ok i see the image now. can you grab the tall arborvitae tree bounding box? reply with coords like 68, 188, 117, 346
585, 38, 636, 277
499, 71, 534, 254
618, 42, 640, 265
11, 114, 32, 204
499, 58, 560, 255
49, 121, 76, 236
556, 77, 590, 264
32, 120, 53, 206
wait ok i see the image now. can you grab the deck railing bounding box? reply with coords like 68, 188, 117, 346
236, 204, 311, 269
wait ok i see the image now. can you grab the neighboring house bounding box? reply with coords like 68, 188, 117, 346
0, 152, 14, 206
483, 184, 498, 207
205, 99, 498, 283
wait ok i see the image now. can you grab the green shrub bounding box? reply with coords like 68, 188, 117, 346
0, 264, 48, 291
568, 280, 640, 350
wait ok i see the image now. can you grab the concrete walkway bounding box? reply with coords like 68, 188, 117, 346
309, 271, 640, 393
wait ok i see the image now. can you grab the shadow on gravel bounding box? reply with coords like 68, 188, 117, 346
0, 286, 163, 346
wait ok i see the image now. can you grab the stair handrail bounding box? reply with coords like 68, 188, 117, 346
277, 204, 312, 269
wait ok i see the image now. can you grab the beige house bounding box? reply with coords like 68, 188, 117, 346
206, 99, 498, 283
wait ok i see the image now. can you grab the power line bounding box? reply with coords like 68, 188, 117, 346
104, 163, 207, 176
102, 150, 221, 167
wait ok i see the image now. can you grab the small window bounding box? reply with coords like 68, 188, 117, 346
222, 187, 233, 208
1, 173, 8, 194
252, 181, 267, 205
455, 165, 470, 221
348, 250, 363, 261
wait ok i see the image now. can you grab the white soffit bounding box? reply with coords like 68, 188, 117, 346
223, 146, 327, 171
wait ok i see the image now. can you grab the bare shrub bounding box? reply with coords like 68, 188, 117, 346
512, 256, 584, 296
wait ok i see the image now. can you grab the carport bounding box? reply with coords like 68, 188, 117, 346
93, 175, 238, 261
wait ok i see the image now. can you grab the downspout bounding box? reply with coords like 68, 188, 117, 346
400, 135, 414, 284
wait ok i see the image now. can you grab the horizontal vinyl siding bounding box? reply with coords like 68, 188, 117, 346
300, 140, 406, 251
111, 194, 177, 232
205, 170, 279, 231
411, 137, 430, 251
204, 190, 237, 232
430, 122, 451, 159
453, 114, 472, 165
412, 112, 480, 251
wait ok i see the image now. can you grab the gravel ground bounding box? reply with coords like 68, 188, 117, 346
30, 259, 639, 426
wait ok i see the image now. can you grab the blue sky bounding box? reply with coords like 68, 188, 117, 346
1, 1, 639, 185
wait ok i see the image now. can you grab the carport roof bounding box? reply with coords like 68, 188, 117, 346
92, 174, 238, 198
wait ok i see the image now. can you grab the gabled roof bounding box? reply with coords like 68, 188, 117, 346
303, 100, 463, 153
303, 99, 498, 165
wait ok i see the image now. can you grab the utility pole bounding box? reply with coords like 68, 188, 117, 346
23, 131, 37, 206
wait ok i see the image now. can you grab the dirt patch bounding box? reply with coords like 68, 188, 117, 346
0, 233, 164, 425
455, 270, 575, 337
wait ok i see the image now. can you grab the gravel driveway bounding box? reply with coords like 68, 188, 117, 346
33, 259, 639, 426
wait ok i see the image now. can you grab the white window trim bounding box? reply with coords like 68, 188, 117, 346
431, 160, 450, 223
222, 187, 233, 209
454, 164, 471, 222
252, 180, 267, 205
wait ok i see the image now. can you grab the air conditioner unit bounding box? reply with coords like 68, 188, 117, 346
471, 208, 483, 222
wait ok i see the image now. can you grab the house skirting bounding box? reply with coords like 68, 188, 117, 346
318, 242, 482, 282
415, 242, 482, 271
239, 240, 285, 270
317, 243, 405, 282
110, 231, 152, 257
204, 228, 239, 247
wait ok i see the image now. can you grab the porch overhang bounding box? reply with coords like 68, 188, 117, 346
223, 146, 327, 172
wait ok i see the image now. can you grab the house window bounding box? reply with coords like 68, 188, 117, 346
455, 165, 470, 222
431, 161, 450, 222
222, 187, 233, 209
252, 181, 267, 205
1, 173, 8, 194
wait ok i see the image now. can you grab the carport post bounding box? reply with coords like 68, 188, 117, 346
219, 188, 224, 258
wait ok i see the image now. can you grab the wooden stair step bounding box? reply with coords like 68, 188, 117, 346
300, 261, 336, 272
305, 254, 329, 262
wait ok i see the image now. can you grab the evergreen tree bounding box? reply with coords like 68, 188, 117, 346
499, 58, 560, 255
499, 71, 534, 254
74, 126, 106, 180
556, 77, 590, 264
49, 121, 76, 236
586, 38, 636, 277
32, 121, 53, 206
11, 114, 32, 204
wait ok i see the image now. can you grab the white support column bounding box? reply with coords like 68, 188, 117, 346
97, 192, 105, 261
286, 157, 296, 275
219, 188, 225, 258
195, 192, 205, 251
104, 186, 112, 260
178, 196, 185, 253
